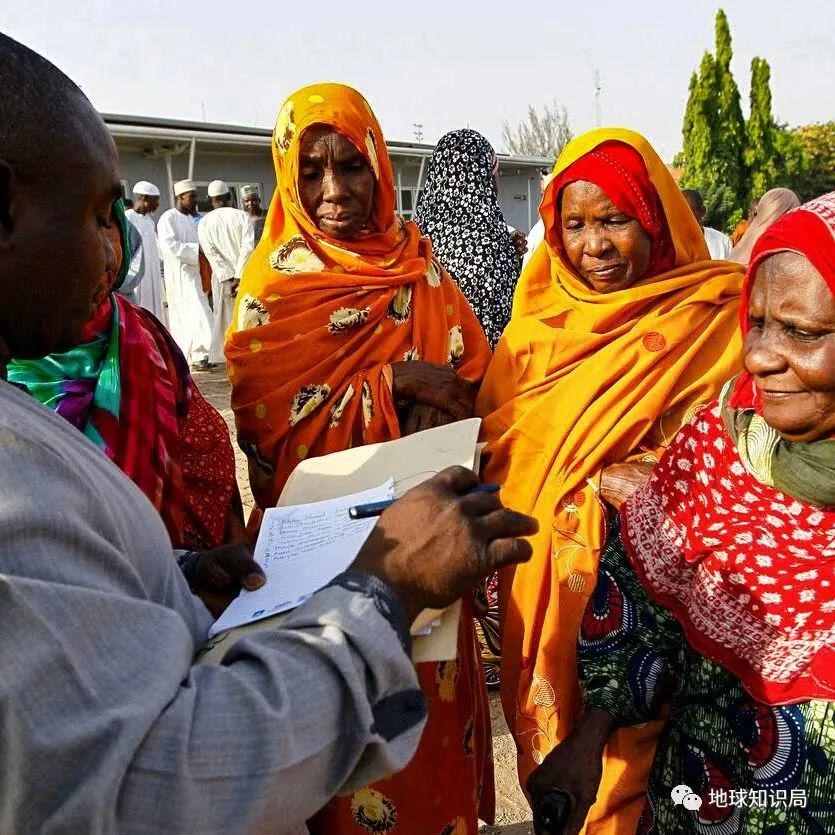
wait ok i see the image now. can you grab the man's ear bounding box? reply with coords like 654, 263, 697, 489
0, 159, 14, 247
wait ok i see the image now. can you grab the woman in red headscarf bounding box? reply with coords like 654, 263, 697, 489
477, 128, 745, 833
529, 192, 835, 835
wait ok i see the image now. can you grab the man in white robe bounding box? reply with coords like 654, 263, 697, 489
157, 179, 214, 369
125, 181, 167, 325
199, 180, 255, 364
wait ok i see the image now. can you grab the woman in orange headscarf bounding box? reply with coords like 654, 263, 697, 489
226, 84, 493, 835
477, 128, 745, 834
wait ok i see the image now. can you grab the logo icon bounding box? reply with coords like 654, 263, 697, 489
671, 784, 703, 812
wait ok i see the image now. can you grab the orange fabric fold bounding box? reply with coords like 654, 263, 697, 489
476, 128, 745, 834
226, 83, 490, 510
227, 83, 493, 835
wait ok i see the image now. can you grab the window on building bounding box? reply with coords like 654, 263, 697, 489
397, 188, 421, 219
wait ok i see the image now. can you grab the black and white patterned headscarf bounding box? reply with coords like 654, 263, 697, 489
414, 129, 521, 348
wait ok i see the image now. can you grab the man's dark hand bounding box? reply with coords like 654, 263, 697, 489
351, 466, 538, 623
185, 544, 266, 618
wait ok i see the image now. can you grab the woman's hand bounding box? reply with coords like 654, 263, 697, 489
527, 709, 615, 835
600, 461, 655, 510
402, 403, 455, 435
391, 361, 476, 421
510, 229, 529, 259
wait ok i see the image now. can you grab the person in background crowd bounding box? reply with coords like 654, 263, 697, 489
241, 183, 266, 240
478, 128, 745, 835
208, 178, 232, 209
227, 83, 493, 835
531, 192, 835, 835
0, 35, 539, 834
730, 197, 758, 245
158, 179, 214, 370
199, 186, 255, 365
521, 168, 552, 269
682, 187, 733, 259
415, 128, 521, 348
731, 186, 801, 264
125, 180, 166, 323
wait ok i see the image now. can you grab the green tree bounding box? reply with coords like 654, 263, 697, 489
789, 122, 835, 199
745, 57, 781, 201
678, 9, 747, 229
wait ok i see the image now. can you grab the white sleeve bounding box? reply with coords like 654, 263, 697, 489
158, 214, 199, 266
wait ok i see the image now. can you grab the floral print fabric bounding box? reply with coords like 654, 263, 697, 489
414, 129, 521, 348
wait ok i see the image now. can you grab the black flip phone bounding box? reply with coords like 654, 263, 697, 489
532, 789, 572, 835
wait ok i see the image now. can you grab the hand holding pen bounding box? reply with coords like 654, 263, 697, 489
348, 467, 539, 624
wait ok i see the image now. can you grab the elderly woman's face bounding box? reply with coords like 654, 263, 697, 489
559, 180, 652, 293
298, 126, 375, 239
745, 251, 835, 443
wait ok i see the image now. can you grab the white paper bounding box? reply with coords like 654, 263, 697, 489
209, 479, 394, 638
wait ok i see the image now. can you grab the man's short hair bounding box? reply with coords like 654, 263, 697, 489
0, 33, 93, 183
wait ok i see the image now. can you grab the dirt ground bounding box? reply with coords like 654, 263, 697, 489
194, 366, 533, 834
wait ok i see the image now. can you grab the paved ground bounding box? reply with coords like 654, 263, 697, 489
194, 366, 533, 834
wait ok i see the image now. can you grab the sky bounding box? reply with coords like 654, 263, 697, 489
2, 0, 832, 162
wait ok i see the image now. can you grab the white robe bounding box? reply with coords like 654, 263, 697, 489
198, 207, 256, 364
125, 209, 167, 325
703, 226, 733, 260
522, 218, 546, 269
157, 208, 213, 365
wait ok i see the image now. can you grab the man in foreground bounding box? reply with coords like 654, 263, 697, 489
0, 34, 537, 834
158, 178, 214, 368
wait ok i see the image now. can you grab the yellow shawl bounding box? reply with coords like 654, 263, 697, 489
477, 128, 744, 834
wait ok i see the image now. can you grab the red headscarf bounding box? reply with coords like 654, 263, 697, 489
550, 140, 676, 275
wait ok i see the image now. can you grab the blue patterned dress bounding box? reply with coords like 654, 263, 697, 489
579, 513, 835, 834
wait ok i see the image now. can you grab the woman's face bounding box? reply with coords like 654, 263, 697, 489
298, 126, 375, 239
559, 180, 652, 293
745, 251, 835, 443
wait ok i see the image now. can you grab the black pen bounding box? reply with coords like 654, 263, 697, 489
348, 483, 501, 520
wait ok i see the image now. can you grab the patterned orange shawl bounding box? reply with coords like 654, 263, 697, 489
227, 83, 490, 509
477, 128, 745, 834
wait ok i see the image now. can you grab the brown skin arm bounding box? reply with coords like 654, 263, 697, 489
390, 360, 476, 422
599, 461, 654, 510
401, 403, 456, 435
351, 466, 538, 623
188, 544, 266, 619
527, 709, 617, 835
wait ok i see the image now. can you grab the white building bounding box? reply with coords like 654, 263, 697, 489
104, 113, 549, 232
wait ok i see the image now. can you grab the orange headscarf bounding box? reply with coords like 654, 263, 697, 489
477, 128, 745, 834
226, 83, 490, 509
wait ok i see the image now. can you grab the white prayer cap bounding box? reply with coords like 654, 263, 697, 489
240, 184, 258, 198
132, 180, 160, 197
174, 179, 197, 197
208, 179, 230, 197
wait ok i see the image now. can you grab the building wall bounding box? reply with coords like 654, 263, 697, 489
115, 140, 542, 232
